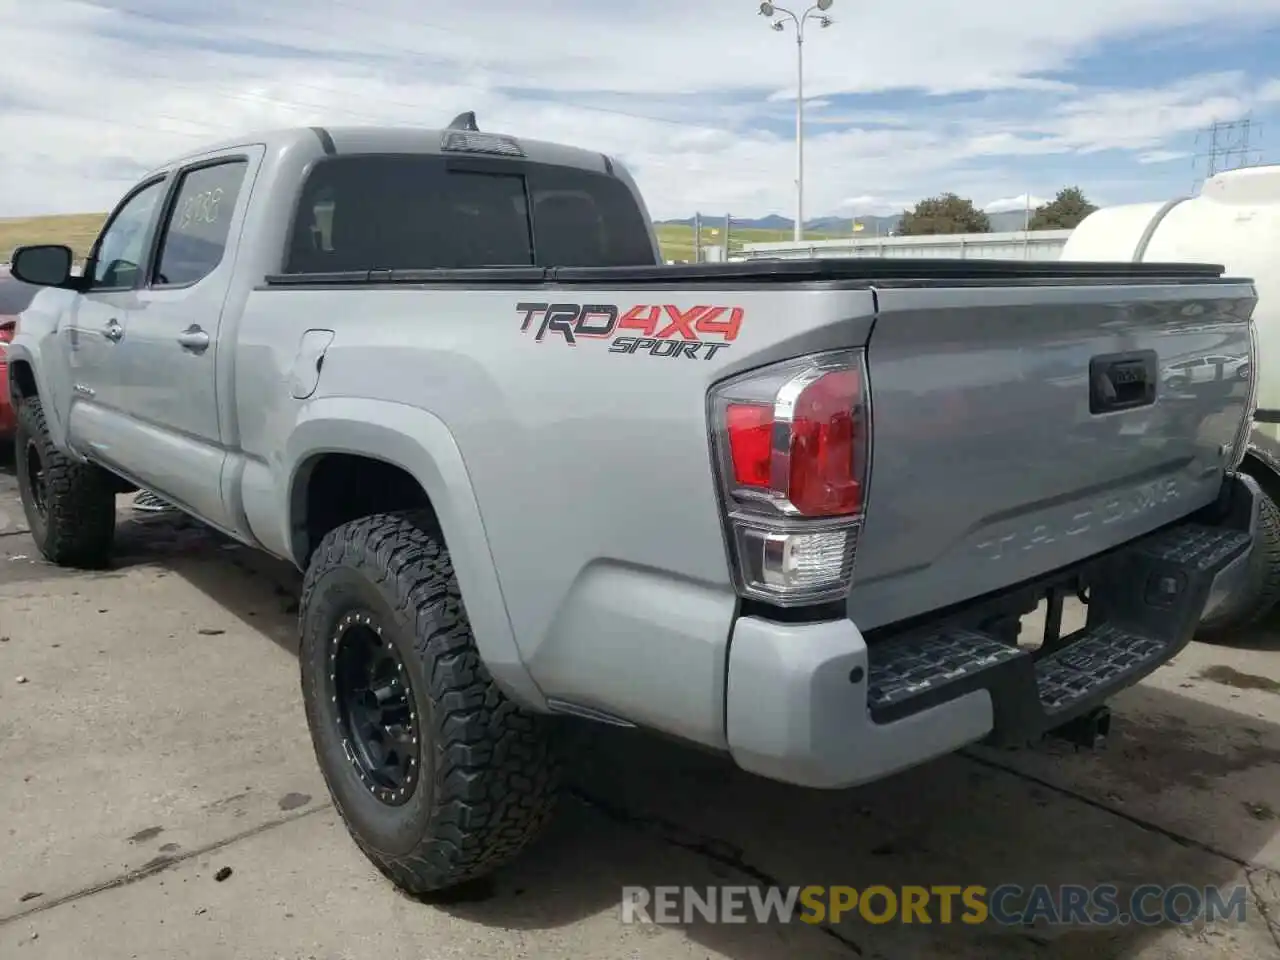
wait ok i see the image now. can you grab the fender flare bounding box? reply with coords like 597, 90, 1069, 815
285, 397, 546, 710
4, 340, 71, 449
1245, 423, 1280, 496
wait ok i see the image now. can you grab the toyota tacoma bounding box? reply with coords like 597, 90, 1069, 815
4, 116, 1262, 895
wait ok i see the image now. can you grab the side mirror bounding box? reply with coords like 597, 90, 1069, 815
10, 244, 74, 288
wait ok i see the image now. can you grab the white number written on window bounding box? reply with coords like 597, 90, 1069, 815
177, 187, 225, 229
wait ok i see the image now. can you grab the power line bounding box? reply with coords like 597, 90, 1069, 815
87, 0, 733, 132
4, 1, 795, 206
6, 71, 722, 180
10, 9, 744, 182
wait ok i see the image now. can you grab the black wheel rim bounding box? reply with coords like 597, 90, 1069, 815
24, 441, 47, 519
328, 609, 421, 807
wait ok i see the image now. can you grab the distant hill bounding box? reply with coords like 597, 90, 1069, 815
657, 209, 1037, 237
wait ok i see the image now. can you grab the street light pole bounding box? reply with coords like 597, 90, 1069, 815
759, 0, 833, 243
795, 25, 804, 245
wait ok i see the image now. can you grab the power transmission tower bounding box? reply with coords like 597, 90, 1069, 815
1193, 118, 1263, 187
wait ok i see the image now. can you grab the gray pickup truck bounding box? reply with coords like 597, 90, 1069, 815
4, 117, 1263, 895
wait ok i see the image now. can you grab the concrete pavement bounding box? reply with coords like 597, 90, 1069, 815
1, 457, 1278, 959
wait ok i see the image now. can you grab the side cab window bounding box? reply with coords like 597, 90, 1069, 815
86, 178, 168, 291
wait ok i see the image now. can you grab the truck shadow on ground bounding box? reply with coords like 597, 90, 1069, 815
448, 702, 1280, 959
134, 516, 1280, 960
5, 490, 1277, 960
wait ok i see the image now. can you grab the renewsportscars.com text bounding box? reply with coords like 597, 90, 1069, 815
620, 884, 1249, 927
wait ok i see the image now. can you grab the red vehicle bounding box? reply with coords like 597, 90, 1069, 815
0, 273, 41, 441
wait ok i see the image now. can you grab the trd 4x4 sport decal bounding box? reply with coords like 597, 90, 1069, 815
517, 302, 742, 360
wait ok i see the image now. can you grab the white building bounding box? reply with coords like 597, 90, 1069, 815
730, 229, 1075, 262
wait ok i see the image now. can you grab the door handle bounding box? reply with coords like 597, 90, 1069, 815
103, 319, 124, 343
177, 325, 210, 353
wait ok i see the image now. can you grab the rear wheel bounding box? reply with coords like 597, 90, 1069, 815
1196, 489, 1280, 645
15, 397, 116, 568
299, 512, 560, 894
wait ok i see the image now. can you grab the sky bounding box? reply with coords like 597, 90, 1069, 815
1, 0, 1279, 222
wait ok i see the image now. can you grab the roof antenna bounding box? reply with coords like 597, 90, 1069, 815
448, 111, 479, 131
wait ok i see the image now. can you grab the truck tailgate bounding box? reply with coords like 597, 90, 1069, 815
850, 280, 1257, 630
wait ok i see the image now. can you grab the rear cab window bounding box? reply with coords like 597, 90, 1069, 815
284, 154, 655, 273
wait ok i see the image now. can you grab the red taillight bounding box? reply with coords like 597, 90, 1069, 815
721, 364, 865, 518
789, 369, 862, 516
711, 350, 871, 606
0, 319, 15, 344
725, 403, 773, 489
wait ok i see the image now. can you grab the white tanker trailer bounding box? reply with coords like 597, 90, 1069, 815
1062, 164, 1280, 640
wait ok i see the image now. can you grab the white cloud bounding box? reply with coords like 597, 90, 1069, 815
1137, 150, 1192, 164
1034, 72, 1258, 154
985, 194, 1049, 213
1, 1, 1279, 222
837, 195, 914, 215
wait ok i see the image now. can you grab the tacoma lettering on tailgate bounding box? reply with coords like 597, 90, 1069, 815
974, 477, 1182, 561
517, 302, 742, 359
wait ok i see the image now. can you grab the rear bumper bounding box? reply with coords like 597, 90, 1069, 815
724, 472, 1259, 789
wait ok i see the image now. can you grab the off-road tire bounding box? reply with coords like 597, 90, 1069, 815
1196, 489, 1280, 645
14, 396, 116, 568
299, 512, 560, 894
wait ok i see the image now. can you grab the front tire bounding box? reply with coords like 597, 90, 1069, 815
299, 512, 560, 895
14, 397, 116, 568
1196, 488, 1280, 645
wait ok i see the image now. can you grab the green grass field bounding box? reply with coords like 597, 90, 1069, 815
653, 223, 842, 261
0, 213, 107, 262
1, 214, 840, 266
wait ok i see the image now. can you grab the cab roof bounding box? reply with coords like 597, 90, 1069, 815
148, 123, 614, 179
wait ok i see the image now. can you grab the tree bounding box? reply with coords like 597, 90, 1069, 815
1029, 187, 1097, 230
896, 193, 991, 236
